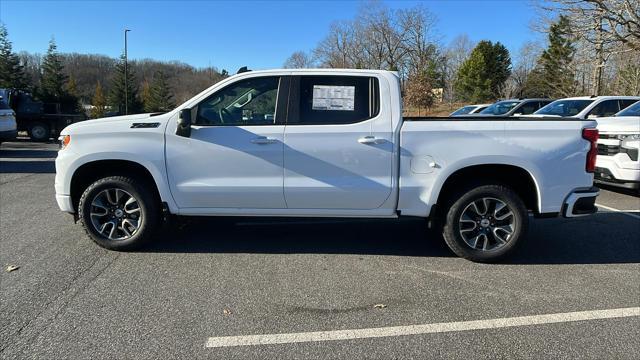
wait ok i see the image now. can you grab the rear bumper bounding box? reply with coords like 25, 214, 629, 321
562, 187, 599, 218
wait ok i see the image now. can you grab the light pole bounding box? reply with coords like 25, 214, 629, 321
124, 29, 131, 115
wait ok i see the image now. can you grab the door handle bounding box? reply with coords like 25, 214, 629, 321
358, 136, 385, 145
251, 136, 278, 144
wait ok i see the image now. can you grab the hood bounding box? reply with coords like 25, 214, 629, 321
61, 113, 169, 134
596, 116, 640, 134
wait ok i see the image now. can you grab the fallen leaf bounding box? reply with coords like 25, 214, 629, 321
6, 265, 19, 272
223, 308, 233, 316
373, 304, 387, 309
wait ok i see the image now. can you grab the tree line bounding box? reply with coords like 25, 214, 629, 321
0, 23, 227, 117
284, 0, 640, 112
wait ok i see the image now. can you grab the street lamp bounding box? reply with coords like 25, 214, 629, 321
124, 29, 131, 115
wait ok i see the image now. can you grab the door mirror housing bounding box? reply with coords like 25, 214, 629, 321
177, 108, 192, 137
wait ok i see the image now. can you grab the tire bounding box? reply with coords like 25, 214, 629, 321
28, 122, 51, 142
442, 184, 528, 262
78, 176, 160, 250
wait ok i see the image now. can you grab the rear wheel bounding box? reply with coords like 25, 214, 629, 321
442, 184, 528, 262
28, 122, 51, 142
78, 176, 159, 250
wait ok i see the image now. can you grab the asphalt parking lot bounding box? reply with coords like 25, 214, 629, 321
1, 140, 639, 359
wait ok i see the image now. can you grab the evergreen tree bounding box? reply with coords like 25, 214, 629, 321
64, 74, 81, 112
141, 80, 151, 111
90, 81, 107, 118
144, 71, 175, 112
524, 16, 576, 98
40, 38, 68, 103
109, 54, 141, 114
0, 23, 28, 89
454, 40, 512, 102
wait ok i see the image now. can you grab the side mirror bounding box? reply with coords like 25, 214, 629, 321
177, 108, 192, 137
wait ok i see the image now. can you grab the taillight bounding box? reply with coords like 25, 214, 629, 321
582, 128, 598, 173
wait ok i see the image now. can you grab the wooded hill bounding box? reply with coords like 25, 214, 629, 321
18, 51, 227, 107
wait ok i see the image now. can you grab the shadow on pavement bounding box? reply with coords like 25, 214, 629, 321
596, 183, 639, 198
0, 142, 57, 173
148, 218, 454, 257
146, 212, 639, 264
0, 160, 55, 173
0, 149, 58, 158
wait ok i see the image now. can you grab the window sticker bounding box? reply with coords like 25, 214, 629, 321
312, 85, 355, 111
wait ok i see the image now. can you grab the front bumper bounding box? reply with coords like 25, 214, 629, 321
594, 167, 640, 190
56, 193, 75, 213
562, 187, 599, 218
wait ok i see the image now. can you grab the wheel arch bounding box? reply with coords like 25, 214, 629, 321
434, 163, 541, 215
70, 159, 164, 213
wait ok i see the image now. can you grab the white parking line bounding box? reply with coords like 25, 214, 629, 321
596, 203, 640, 220
205, 307, 640, 348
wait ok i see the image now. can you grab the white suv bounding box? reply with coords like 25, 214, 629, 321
594, 101, 640, 191
532, 96, 639, 119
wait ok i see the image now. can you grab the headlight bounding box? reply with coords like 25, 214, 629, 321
59, 135, 71, 150
620, 135, 639, 161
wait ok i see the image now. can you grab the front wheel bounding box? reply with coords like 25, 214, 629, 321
442, 184, 528, 262
78, 176, 159, 250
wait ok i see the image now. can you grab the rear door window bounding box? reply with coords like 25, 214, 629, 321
516, 102, 537, 115
588, 100, 620, 117
288, 76, 380, 125
619, 99, 637, 110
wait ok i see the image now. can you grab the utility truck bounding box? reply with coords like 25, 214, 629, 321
55, 69, 600, 262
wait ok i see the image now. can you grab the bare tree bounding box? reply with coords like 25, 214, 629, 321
442, 34, 475, 102
508, 41, 544, 97
283, 51, 313, 68
536, 0, 640, 94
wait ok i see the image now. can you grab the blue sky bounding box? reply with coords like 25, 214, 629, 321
1, 0, 541, 72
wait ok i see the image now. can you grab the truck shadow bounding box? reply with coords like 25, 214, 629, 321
147, 212, 639, 264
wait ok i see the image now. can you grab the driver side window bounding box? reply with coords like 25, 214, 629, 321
194, 76, 280, 126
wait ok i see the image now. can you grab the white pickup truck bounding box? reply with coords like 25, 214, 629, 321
55, 69, 600, 262
594, 101, 640, 191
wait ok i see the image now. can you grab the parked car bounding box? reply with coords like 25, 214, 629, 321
450, 104, 491, 116
468, 98, 553, 117
593, 101, 640, 191
531, 96, 640, 119
0, 96, 17, 144
55, 69, 600, 262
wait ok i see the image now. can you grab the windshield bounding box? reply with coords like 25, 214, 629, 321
451, 106, 476, 116
535, 99, 594, 116
616, 101, 640, 117
479, 101, 520, 115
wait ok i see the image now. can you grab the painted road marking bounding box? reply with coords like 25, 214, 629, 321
205, 307, 640, 348
596, 203, 640, 220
